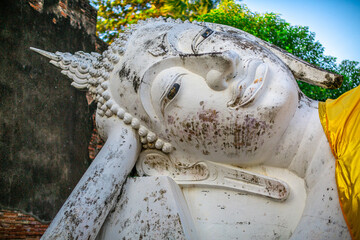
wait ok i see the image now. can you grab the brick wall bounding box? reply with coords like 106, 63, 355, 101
88, 112, 105, 161
0, 210, 49, 239
28, 0, 97, 35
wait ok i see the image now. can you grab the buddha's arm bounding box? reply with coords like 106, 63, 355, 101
41, 123, 140, 240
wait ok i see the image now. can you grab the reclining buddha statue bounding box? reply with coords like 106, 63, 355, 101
31, 18, 359, 240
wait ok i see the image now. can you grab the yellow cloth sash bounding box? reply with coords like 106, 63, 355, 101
319, 85, 360, 240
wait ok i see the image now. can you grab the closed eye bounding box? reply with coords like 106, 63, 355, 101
167, 83, 180, 100
191, 27, 214, 54
160, 74, 184, 115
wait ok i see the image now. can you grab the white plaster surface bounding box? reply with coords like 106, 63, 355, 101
96, 176, 197, 240
182, 167, 306, 240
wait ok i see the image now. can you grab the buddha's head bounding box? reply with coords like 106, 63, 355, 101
31, 18, 342, 165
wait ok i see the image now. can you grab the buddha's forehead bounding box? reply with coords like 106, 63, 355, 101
124, 21, 277, 74
166, 23, 263, 56
123, 22, 202, 66
130, 22, 204, 54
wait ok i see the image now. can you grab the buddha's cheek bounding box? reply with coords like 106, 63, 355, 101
165, 107, 275, 162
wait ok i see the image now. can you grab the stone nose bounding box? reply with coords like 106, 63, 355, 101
205, 50, 241, 91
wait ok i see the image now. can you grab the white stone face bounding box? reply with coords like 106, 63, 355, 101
149, 58, 297, 165
111, 22, 298, 165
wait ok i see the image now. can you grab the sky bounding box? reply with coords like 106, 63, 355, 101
242, 0, 360, 63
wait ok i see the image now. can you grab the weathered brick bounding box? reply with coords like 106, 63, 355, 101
0, 210, 49, 239
59, 2, 67, 9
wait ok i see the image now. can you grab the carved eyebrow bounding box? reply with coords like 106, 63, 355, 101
148, 33, 169, 57
191, 27, 214, 54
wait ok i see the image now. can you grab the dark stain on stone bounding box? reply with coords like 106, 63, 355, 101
323, 73, 343, 89
119, 65, 131, 80
132, 75, 141, 93
199, 109, 218, 123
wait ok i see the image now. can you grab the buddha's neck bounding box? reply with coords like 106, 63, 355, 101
267, 95, 330, 177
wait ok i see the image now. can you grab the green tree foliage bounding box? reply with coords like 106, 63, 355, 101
91, 0, 219, 43
163, 0, 219, 19
92, 0, 165, 42
197, 0, 360, 100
